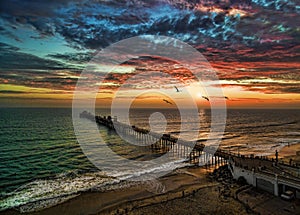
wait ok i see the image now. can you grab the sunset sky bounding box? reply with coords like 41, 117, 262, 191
0, 0, 299, 108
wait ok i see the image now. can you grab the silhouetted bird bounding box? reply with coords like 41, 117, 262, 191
202, 96, 209, 101
207, 96, 229, 100
174, 86, 181, 92
163, 99, 173, 105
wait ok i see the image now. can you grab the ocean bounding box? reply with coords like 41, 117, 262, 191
0, 108, 300, 212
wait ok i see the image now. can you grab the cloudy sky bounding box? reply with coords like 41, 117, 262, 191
0, 0, 299, 108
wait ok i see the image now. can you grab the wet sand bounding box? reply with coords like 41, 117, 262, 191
1, 166, 250, 215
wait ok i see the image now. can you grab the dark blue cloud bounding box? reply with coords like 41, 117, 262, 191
251, 0, 300, 13
47, 52, 93, 64
0, 0, 75, 17
0, 42, 78, 71
0, 0, 299, 63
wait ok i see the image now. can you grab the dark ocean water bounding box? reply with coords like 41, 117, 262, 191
0, 108, 299, 211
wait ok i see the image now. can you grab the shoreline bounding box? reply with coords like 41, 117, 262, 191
1, 165, 241, 215
1, 144, 300, 215
1, 161, 300, 215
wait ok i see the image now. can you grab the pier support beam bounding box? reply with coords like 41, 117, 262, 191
274, 174, 279, 196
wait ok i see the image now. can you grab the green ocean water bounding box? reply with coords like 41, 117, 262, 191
0, 108, 299, 211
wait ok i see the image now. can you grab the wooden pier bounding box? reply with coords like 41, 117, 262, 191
80, 111, 300, 198
80, 111, 229, 166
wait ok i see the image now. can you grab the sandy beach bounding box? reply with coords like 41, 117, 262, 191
1, 163, 300, 215
1, 165, 248, 215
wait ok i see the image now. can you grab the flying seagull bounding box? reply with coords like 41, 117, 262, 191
214, 96, 229, 100
202, 96, 209, 101
163, 99, 173, 105
174, 86, 181, 92
203, 96, 229, 100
